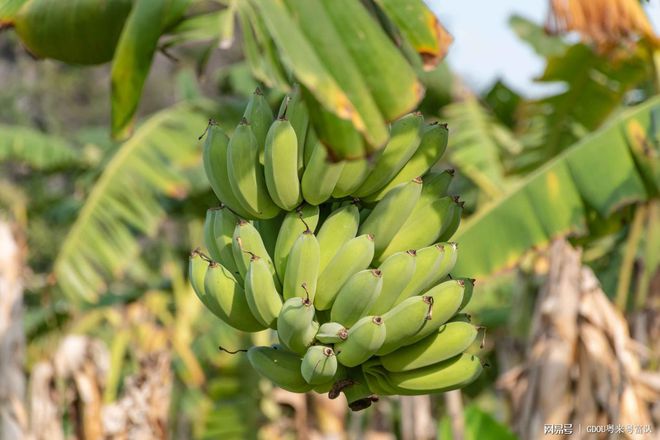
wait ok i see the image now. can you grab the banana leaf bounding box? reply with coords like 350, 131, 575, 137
53, 104, 208, 303
0, 124, 81, 169
453, 96, 660, 278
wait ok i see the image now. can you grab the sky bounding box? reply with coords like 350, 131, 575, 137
426, 0, 660, 97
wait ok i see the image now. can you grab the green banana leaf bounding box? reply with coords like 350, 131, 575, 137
453, 96, 660, 278
0, 0, 27, 23
53, 104, 208, 303
110, 0, 167, 140
0, 124, 81, 169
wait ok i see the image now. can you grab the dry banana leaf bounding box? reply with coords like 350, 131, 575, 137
372, 0, 453, 70
454, 96, 660, 278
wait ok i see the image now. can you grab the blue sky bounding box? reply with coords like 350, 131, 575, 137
426, 0, 660, 97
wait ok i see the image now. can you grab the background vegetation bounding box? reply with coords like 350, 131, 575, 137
0, 0, 658, 438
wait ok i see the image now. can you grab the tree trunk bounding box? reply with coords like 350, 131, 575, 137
0, 220, 28, 440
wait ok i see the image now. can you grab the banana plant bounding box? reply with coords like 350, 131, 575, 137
1, 0, 450, 159
453, 96, 660, 280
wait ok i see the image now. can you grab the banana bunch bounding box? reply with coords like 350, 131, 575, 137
191, 88, 481, 410
202, 87, 450, 220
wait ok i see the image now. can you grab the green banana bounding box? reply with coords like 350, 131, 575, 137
189, 250, 212, 310
206, 206, 240, 275
316, 203, 360, 272
391, 243, 445, 303
314, 234, 375, 310
380, 321, 478, 372
332, 157, 372, 198
376, 295, 434, 356
283, 227, 320, 301
243, 87, 274, 157
273, 204, 320, 280
203, 208, 223, 262
457, 277, 475, 312
425, 242, 458, 287
381, 353, 482, 395
353, 113, 424, 197
277, 296, 319, 355
227, 118, 280, 219
301, 346, 338, 385
331, 269, 383, 327
369, 250, 417, 315
201, 123, 252, 219
363, 124, 450, 202
245, 254, 283, 329
418, 169, 454, 205
402, 279, 466, 346
253, 213, 283, 259
264, 116, 302, 210
335, 316, 386, 367
247, 346, 313, 393
232, 220, 278, 285
203, 261, 266, 332
379, 197, 453, 259
277, 86, 309, 171
358, 178, 422, 257
316, 322, 348, 344
437, 198, 463, 242
302, 126, 319, 168
366, 353, 482, 395
301, 140, 345, 205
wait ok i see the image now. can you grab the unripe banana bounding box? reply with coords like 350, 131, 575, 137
283, 227, 320, 301
205, 206, 240, 275
301, 140, 345, 205
189, 250, 211, 309
203, 261, 266, 332
369, 250, 417, 315
391, 244, 445, 304
331, 269, 383, 327
437, 198, 463, 242
243, 87, 274, 157
232, 220, 279, 286
245, 254, 283, 329
277, 86, 309, 171
201, 124, 252, 219
316, 203, 360, 272
380, 321, 478, 372
301, 346, 338, 385
353, 113, 424, 197
455, 277, 475, 312
253, 213, 283, 259
264, 116, 302, 210
376, 295, 434, 356
314, 234, 375, 310
363, 124, 450, 202
426, 242, 458, 287
335, 316, 386, 367
273, 204, 320, 280
247, 346, 313, 393
418, 169, 454, 205
332, 157, 372, 198
402, 279, 466, 347
203, 208, 223, 262
227, 119, 280, 219
358, 178, 422, 257
379, 197, 452, 259
277, 296, 319, 355
380, 353, 482, 395
316, 322, 349, 344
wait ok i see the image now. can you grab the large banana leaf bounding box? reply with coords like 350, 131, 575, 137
53, 104, 207, 303
0, 125, 81, 169
453, 96, 660, 278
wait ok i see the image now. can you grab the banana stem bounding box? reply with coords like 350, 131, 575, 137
615, 204, 646, 311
